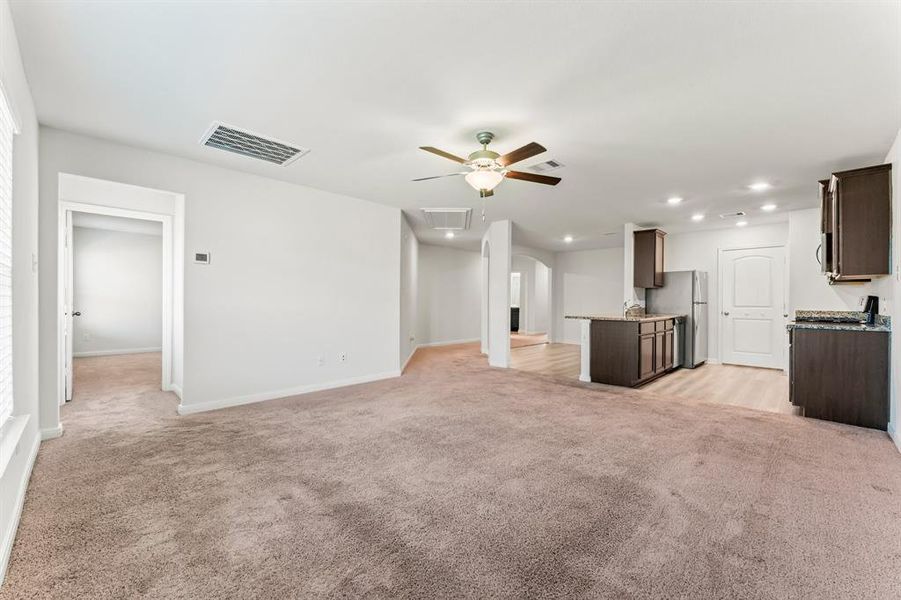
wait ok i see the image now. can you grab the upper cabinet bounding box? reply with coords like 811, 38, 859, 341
821, 164, 892, 283
634, 228, 665, 288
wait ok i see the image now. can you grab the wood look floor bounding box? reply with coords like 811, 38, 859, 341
509, 332, 548, 349
509, 342, 795, 416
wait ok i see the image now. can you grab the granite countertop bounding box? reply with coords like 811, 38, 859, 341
564, 314, 685, 323
786, 310, 891, 333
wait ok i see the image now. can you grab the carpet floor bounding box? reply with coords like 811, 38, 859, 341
2, 346, 901, 599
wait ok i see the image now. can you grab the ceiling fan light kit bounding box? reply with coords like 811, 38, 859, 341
416, 131, 561, 196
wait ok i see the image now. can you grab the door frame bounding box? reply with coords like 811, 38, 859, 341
57, 201, 177, 404
716, 243, 789, 371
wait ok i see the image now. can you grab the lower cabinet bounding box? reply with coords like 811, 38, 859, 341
592, 318, 676, 387
790, 327, 889, 430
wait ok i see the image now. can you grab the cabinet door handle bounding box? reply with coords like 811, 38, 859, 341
815, 244, 822, 266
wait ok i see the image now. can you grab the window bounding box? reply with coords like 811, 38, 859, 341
0, 87, 14, 428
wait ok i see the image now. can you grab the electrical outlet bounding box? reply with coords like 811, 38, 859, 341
339, 352, 347, 363
316, 355, 324, 367
82, 332, 91, 341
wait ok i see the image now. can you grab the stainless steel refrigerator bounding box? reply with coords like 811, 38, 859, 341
646, 271, 708, 368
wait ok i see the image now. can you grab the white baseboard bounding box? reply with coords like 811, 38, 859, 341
176, 370, 401, 416
705, 358, 722, 365
0, 431, 39, 585
166, 383, 183, 400
40, 424, 64, 441
417, 338, 480, 348
888, 422, 900, 454
401, 346, 418, 373
73, 347, 162, 358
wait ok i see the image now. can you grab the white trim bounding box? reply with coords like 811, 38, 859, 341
705, 358, 722, 365
40, 424, 64, 440
0, 430, 38, 585
0, 415, 29, 478
73, 347, 162, 358
401, 346, 418, 373
888, 422, 901, 454
417, 338, 480, 348
167, 383, 183, 400
57, 198, 184, 414
176, 371, 401, 416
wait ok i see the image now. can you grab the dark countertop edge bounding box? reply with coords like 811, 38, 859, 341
564, 314, 686, 323
786, 322, 890, 333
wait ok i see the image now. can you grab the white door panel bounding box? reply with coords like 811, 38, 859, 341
720, 246, 786, 369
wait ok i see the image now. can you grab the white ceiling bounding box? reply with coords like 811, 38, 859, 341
72, 213, 162, 236
11, 1, 901, 251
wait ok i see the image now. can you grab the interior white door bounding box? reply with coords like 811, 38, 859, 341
64, 210, 74, 401
720, 246, 786, 369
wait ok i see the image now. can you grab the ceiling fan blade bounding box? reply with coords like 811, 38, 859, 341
496, 142, 546, 167
412, 173, 466, 182
505, 170, 562, 186
419, 146, 468, 164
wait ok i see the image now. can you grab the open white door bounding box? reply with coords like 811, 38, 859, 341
720, 246, 786, 369
64, 210, 74, 401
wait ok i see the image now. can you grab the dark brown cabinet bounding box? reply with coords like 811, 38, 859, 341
821, 164, 892, 283
789, 327, 889, 430
633, 229, 665, 288
592, 318, 676, 387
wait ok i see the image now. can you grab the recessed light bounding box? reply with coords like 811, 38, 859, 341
444, 231, 455, 239
761, 203, 777, 212
691, 213, 705, 222
667, 196, 683, 205
736, 220, 748, 227
563, 235, 574, 243
748, 182, 771, 192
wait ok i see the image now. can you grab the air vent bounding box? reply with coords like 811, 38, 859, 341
421, 208, 472, 230
719, 211, 747, 219
528, 159, 565, 173
199, 122, 309, 166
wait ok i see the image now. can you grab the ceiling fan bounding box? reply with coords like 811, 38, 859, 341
414, 131, 561, 197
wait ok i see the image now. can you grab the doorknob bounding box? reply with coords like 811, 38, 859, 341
723, 311, 730, 316
72, 311, 81, 317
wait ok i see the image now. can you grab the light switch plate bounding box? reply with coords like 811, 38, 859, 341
193, 252, 211, 265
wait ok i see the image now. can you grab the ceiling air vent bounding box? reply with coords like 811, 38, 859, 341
199, 121, 309, 166
421, 208, 472, 230
528, 159, 565, 173
719, 211, 747, 219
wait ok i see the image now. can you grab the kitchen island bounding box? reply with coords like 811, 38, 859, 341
565, 314, 686, 386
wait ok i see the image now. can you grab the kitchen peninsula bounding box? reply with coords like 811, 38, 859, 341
565, 314, 686, 387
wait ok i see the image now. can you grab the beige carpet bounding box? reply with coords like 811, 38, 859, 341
3, 346, 901, 599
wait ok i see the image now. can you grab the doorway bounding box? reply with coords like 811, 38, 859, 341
719, 245, 787, 369
61, 207, 172, 404
509, 255, 550, 349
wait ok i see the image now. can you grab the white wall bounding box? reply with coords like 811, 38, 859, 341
416, 244, 480, 346
0, 0, 41, 584
788, 208, 894, 315
399, 215, 418, 368
665, 222, 789, 363
485, 220, 512, 367
532, 259, 550, 333
72, 227, 162, 356
554, 247, 624, 344
39, 127, 402, 416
